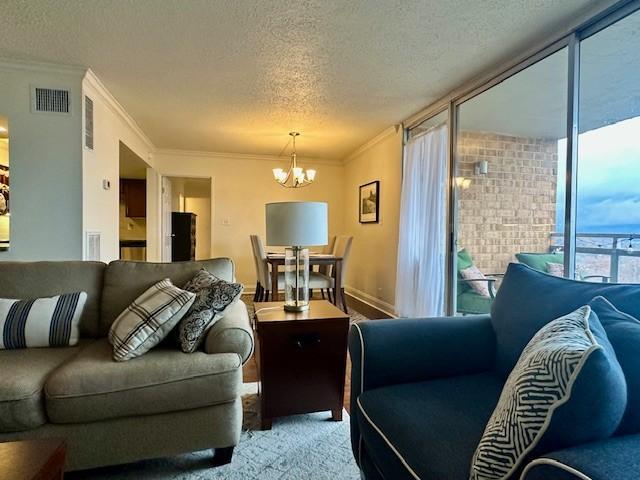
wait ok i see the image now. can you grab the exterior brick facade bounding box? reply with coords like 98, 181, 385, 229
457, 131, 559, 275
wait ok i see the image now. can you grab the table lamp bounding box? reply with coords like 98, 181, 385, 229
266, 201, 328, 311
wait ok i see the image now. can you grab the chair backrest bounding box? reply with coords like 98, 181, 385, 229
318, 236, 336, 275
334, 235, 353, 284
250, 234, 271, 288
249, 234, 261, 280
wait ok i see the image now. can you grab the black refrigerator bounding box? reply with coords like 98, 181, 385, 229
171, 212, 196, 261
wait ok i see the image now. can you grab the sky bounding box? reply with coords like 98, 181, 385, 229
556, 116, 640, 234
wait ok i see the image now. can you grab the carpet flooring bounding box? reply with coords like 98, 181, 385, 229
68, 385, 360, 479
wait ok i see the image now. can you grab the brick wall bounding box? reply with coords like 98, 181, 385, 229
457, 131, 559, 275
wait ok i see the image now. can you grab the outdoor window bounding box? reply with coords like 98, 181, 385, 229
453, 48, 568, 315
575, 9, 640, 283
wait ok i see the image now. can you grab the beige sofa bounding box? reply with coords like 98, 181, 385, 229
0, 258, 253, 471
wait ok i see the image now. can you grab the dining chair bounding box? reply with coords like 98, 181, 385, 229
249, 235, 263, 302
316, 235, 336, 301
250, 234, 284, 301
309, 235, 353, 313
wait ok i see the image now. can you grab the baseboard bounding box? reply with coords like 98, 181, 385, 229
344, 286, 396, 319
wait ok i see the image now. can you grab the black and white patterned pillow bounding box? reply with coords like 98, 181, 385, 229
470, 305, 625, 480
177, 269, 243, 353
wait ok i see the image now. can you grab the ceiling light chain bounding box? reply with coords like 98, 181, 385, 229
272, 132, 317, 188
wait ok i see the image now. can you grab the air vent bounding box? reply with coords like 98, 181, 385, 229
85, 231, 101, 261
84, 96, 94, 150
31, 87, 71, 114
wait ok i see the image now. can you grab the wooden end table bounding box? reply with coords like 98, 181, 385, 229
0, 439, 66, 480
254, 300, 350, 430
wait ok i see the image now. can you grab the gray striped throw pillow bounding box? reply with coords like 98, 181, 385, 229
108, 278, 195, 362
0, 292, 87, 349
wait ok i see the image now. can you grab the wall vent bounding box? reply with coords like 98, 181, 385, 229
85, 231, 101, 261
84, 96, 94, 150
31, 87, 71, 114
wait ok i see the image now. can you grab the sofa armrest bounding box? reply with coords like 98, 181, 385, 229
522, 434, 640, 480
348, 315, 496, 465
204, 300, 254, 364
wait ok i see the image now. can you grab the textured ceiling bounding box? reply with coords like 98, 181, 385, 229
0, 0, 608, 159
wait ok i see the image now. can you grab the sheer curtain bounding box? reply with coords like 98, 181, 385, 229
395, 124, 447, 317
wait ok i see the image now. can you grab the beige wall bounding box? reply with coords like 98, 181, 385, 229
341, 128, 403, 314
82, 71, 155, 262
457, 131, 558, 274
150, 151, 345, 287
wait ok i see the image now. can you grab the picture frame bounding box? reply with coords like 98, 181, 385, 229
359, 180, 379, 224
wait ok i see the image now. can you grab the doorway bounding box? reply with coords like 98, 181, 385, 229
162, 176, 212, 262
119, 142, 149, 260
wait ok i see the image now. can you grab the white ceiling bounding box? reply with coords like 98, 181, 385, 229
0, 0, 610, 159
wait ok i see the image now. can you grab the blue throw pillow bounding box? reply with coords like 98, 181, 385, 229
491, 263, 640, 377
589, 296, 640, 435
470, 305, 626, 480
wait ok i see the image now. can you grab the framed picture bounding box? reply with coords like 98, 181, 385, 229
359, 180, 379, 223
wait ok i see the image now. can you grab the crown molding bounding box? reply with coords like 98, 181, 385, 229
342, 125, 400, 165
154, 148, 343, 166
83, 69, 155, 150
0, 57, 86, 76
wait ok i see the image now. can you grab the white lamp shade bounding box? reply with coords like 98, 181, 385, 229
266, 202, 328, 247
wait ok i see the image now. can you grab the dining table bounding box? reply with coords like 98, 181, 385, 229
266, 253, 345, 311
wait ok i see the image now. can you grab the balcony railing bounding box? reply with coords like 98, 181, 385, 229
550, 232, 640, 283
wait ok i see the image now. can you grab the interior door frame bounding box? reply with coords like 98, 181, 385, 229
159, 174, 214, 262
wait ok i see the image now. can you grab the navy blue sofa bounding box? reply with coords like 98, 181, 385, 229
349, 264, 640, 479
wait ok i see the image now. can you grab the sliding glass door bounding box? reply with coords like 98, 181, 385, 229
575, 9, 640, 283
452, 49, 568, 315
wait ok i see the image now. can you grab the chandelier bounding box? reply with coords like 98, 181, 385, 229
272, 132, 316, 188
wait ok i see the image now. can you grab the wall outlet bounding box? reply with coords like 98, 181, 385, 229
221, 218, 231, 226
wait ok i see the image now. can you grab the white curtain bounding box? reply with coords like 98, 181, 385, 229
395, 124, 447, 317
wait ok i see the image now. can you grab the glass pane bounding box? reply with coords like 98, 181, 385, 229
577, 10, 640, 283
453, 48, 568, 314
0, 116, 8, 251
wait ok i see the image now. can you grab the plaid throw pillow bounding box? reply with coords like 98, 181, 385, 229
108, 279, 195, 361
177, 269, 244, 353
0, 292, 87, 349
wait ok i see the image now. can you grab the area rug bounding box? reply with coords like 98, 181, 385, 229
67, 384, 360, 480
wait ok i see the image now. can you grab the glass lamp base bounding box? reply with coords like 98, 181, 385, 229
284, 303, 310, 312
284, 246, 310, 311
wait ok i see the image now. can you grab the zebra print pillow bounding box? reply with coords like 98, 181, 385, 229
470, 305, 626, 480
0, 292, 87, 349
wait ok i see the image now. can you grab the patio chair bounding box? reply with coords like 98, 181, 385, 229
515, 251, 610, 282
456, 248, 502, 315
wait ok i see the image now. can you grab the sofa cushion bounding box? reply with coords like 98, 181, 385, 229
0, 342, 88, 432
44, 338, 241, 424
589, 296, 640, 435
491, 263, 640, 377
108, 279, 195, 361
357, 372, 504, 480
100, 259, 234, 336
470, 306, 626, 480
0, 292, 87, 349
0, 261, 105, 338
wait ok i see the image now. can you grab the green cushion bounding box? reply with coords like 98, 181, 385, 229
515, 252, 564, 272
457, 249, 474, 271
457, 291, 492, 315
457, 249, 474, 294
